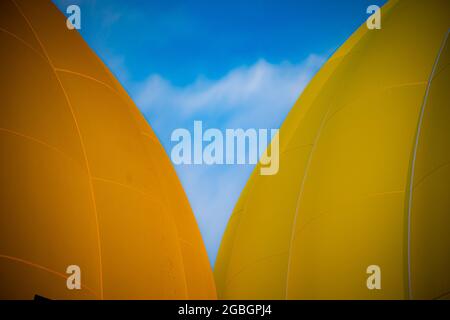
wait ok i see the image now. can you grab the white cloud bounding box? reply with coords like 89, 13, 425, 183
135, 55, 325, 130
131, 55, 325, 264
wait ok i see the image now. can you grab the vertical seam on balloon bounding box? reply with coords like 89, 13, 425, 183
405, 29, 449, 301
12, 0, 105, 299
285, 108, 330, 299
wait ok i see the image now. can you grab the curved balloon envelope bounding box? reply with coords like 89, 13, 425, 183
0, 0, 215, 299
215, 0, 450, 300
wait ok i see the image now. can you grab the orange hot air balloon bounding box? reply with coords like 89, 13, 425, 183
0, 0, 216, 299
215, 0, 450, 300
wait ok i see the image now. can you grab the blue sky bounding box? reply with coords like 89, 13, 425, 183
54, 0, 387, 265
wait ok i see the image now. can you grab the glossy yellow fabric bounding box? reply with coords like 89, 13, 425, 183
0, 0, 215, 299
215, 0, 450, 300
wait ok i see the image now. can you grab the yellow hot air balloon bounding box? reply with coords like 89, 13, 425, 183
215, 0, 450, 300
0, 0, 215, 299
